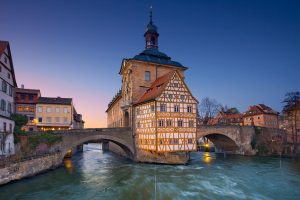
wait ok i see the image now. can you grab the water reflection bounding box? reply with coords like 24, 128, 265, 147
202, 152, 214, 164
64, 159, 74, 173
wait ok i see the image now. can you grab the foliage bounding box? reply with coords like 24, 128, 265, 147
282, 91, 300, 112
11, 114, 28, 131
28, 134, 62, 149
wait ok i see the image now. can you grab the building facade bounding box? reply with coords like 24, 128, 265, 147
0, 41, 17, 156
243, 104, 279, 128
106, 12, 198, 159
35, 97, 84, 131
15, 86, 41, 131
283, 100, 300, 144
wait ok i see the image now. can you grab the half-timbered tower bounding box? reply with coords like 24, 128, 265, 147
134, 71, 198, 152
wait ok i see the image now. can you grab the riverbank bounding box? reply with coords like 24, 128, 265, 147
0, 152, 62, 185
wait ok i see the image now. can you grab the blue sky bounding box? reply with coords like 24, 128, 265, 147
1, 0, 299, 127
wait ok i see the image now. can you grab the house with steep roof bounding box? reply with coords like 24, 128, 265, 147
243, 104, 279, 128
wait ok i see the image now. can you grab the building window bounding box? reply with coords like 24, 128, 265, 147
24, 106, 29, 112
187, 106, 192, 113
174, 105, 179, 112
158, 120, 164, 127
20, 94, 25, 100
7, 73, 10, 79
189, 120, 194, 127
174, 139, 179, 144
29, 106, 34, 112
174, 83, 178, 87
7, 103, 12, 113
38, 107, 43, 113
46, 117, 52, 123
4, 57, 7, 63
55, 107, 60, 113
29, 95, 34, 101
168, 94, 173, 99
258, 116, 260, 119
136, 108, 140, 115
55, 117, 60, 123
29, 117, 34, 121
3, 122, 6, 132
180, 95, 185, 101
9, 123, 12, 133
145, 71, 151, 81
46, 107, 51, 113
188, 138, 193, 144
64, 117, 68, 124
160, 104, 166, 112
177, 120, 183, 127
64, 107, 68, 113
1, 99, 6, 111
166, 120, 172, 127
2, 81, 7, 93
38, 117, 42, 122
150, 105, 155, 112
17, 106, 22, 112
9, 86, 12, 96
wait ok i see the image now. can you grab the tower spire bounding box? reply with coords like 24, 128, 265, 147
150, 6, 153, 24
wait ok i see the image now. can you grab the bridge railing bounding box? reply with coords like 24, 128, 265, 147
51, 127, 132, 134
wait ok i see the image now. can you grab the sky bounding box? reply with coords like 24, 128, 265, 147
0, 0, 299, 128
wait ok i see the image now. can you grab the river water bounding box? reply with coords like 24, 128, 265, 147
1, 145, 300, 200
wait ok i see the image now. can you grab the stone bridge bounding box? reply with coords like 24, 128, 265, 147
52, 128, 135, 159
197, 125, 256, 155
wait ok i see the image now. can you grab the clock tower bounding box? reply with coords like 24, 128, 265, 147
144, 8, 159, 49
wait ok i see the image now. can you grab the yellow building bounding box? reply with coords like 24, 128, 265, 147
106, 11, 198, 154
35, 97, 83, 131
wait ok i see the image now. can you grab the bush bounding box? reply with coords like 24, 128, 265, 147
28, 133, 63, 149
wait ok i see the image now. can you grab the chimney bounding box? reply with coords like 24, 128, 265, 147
21, 84, 24, 89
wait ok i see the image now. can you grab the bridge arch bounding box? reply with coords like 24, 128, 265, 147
199, 133, 239, 152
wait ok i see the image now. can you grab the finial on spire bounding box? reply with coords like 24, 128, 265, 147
149, 6, 153, 24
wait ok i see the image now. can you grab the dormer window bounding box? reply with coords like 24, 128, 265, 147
145, 71, 151, 81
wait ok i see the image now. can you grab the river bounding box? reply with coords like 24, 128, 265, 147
1, 145, 300, 200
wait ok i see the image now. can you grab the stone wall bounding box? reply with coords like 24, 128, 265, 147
135, 149, 189, 164
0, 132, 15, 157
0, 152, 63, 185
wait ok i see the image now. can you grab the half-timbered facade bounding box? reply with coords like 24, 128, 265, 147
135, 71, 198, 152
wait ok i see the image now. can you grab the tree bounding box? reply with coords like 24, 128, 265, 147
282, 91, 300, 155
199, 97, 222, 125
11, 114, 28, 133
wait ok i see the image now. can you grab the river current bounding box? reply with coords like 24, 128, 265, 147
1, 145, 300, 200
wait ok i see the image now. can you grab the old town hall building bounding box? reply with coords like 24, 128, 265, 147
106, 12, 198, 161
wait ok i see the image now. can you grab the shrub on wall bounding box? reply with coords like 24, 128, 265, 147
28, 134, 62, 149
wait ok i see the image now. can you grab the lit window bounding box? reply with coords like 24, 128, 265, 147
17, 106, 22, 112
38, 107, 43, 113
174, 105, 180, 112
145, 71, 151, 81
64, 107, 68, 113
160, 104, 166, 112
46, 107, 51, 113
158, 120, 164, 127
29, 106, 34, 112
24, 106, 29, 112
187, 106, 192, 113
177, 120, 183, 127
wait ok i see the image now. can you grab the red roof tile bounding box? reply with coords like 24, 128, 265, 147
135, 70, 176, 105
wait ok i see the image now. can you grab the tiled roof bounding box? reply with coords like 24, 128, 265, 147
131, 49, 187, 69
37, 97, 72, 105
0, 41, 8, 56
135, 70, 175, 105
244, 104, 278, 116
15, 88, 41, 94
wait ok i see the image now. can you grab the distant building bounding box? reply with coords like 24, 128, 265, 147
73, 108, 85, 129
0, 40, 17, 156
35, 97, 84, 131
209, 108, 243, 126
243, 104, 279, 128
15, 85, 41, 131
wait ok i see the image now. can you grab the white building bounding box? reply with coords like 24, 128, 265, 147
0, 41, 17, 157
